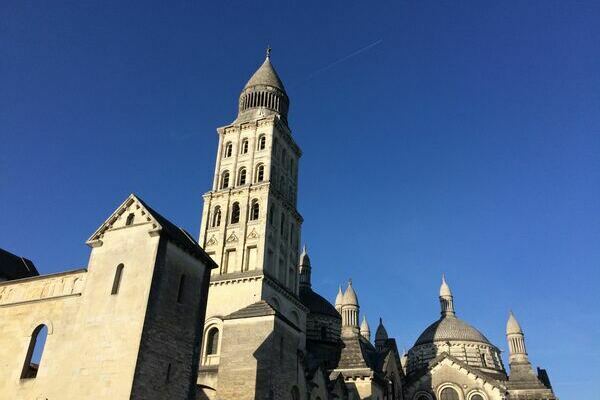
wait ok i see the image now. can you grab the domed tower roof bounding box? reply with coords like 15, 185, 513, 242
506, 311, 523, 335
236, 48, 290, 123
360, 315, 371, 341
375, 318, 389, 343
342, 280, 359, 306
299, 245, 311, 267
243, 53, 286, 92
440, 274, 452, 297
335, 286, 344, 308
414, 316, 492, 346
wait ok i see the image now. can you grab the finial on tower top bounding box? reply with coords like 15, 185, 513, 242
266, 45, 272, 59
348, 278, 352, 285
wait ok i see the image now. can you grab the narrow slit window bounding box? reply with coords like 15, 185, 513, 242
111, 264, 124, 295
166, 363, 172, 383
177, 275, 186, 303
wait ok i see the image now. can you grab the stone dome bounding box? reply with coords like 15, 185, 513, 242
243, 56, 286, 92
342, 281, 359, 306
236, 50, 289, 123
506, 311, 523, 335
299, 287, 340, 319
414, 315, 491, 346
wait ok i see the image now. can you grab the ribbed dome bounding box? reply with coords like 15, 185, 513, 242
244, 57, 286, 92
414, 316, 491, 346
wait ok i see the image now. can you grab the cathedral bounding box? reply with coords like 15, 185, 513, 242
0, 50, 559, 400
195, 51, 558, 400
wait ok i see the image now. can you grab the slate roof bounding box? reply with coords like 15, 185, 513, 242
336, 334, 380, 371
414, 315, 491, 346
135, 196, 217, 270
299, 286, 340, 319
224, 300, 300, 331
0, 248, 38, 281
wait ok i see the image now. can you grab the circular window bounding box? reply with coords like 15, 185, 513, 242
471, 395, 484, 400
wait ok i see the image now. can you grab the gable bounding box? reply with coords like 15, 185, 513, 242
405, 353, 506, 399
86, 194, 160, 247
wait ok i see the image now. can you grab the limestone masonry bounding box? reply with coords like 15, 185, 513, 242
0, 51, 557, 400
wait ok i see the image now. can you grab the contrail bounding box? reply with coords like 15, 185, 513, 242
292, 39, 383, 87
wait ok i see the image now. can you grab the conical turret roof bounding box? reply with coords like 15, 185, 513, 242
335, 286, 344, 307
375, 318, 389, 342
342, 280, 359, 306
360, 315, 371, 335
507, 311, 524, 335
244, 54, 286, 92
440, 274, 452, 297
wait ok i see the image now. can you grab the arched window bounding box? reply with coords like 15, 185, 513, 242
205, 327, 220, 355
291, 386, 300, 400
440, 387, 460, 400
255, 164, 265, 183
238, 168, 247, 186
320, 326, 327, 339
220, 170, 230, 189
269, 205, 275, 225
240, 139, 249, 154
257, 135, 266, 150
223, 142, 233, 158
470, 395, 484, 400
21, 325, 48, 379
111, 264, 124, 295
125, 213, 135, 226
211, 206, 222, 227
230, 202, 240, 224
250, 200, 260, 220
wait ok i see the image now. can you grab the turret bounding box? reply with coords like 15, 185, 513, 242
334, 286, 343, 313
507, 311, 529, 365
360, 316, 371, 341
235, 47, 289, 123
375, 318, 389, 349
439, 274, 455, 317
340, 279, 360, 337
298, 245, 311, 288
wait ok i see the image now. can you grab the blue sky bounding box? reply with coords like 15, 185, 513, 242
2, 1, 599, 397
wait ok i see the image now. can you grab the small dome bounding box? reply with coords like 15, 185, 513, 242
414, 316, 491, 346
335, 286, 344, 307
375, 318, 389, 343
342, 280, 359, 306
440, 274, 452, 297
506, 311, 523, 335
244, 56, 286, 92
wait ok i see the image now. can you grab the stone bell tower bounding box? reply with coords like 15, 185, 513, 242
197, 50, 308, 400
199, 48, 302, 295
